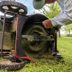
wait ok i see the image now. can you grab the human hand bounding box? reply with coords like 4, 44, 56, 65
42, 19, 53, 28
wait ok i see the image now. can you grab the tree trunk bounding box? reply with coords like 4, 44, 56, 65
68, 30, 70, 35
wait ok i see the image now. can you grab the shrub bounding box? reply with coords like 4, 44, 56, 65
66, 34, 72, 37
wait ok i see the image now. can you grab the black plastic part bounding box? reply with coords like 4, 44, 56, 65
22, 14, 48, 33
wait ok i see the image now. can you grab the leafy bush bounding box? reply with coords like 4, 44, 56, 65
66, 34, 72, 37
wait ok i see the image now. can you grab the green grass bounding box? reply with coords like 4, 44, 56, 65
0, 37, 72, 72
20, 37, 72, 72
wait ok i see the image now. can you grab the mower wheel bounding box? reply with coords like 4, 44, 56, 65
0, 1, 27, 15
0, 59, 28, 71
21, 25, 48, 59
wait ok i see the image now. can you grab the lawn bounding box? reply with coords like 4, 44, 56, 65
0, 37, 72, 72
20, 37, 72, 72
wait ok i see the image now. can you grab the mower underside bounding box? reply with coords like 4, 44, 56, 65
0, 1, 58, 71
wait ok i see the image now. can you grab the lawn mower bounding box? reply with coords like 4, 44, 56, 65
0, 0, 59, 71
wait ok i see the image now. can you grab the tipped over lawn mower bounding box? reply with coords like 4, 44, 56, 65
0, 1, 59, 71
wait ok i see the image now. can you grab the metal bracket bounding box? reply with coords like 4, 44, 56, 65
22, 35, 54, 42
0, 11, 7, 56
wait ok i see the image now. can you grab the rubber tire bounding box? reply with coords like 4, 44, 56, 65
0, 60, 28, 71
21, 14, 48, 59
21, 24, 48, 59
0, 1, 27, 15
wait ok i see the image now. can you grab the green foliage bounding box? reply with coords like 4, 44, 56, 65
66, 34, 72, 37
63, 24, 72, 35
43, 2, 61, 18
64, 24, 72, 31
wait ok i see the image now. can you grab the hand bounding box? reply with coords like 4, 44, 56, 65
42, 19, 53, 28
